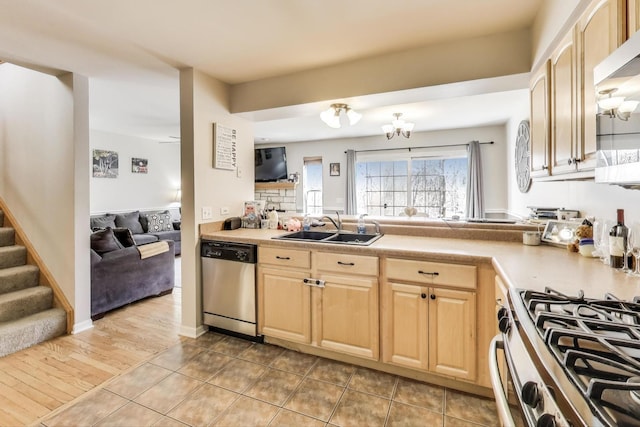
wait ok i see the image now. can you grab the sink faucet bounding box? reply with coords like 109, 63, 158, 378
371, 220, 381, 234
321, 214, 342, 231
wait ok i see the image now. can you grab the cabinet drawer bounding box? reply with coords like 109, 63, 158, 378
316, 252, 379, 276
259, 246, 311, 269
385, 258, 476, 289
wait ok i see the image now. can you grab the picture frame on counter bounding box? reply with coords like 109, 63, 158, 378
541, 220, 582, 247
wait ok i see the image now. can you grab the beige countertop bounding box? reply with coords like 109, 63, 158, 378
201, 228, 640, 301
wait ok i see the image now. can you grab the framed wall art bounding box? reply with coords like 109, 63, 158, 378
330, 162, 340, 176
213, 123, 237, 170
92, 149, 119, 178
131, 158, 148, 174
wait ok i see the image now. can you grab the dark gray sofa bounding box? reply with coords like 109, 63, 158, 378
91, 209, 181, 255
90, 235, 175, 320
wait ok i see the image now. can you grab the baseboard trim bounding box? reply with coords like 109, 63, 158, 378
72, 319, 94, 334
179, 324, 207, 339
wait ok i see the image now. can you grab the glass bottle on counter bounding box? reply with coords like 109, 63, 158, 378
609, 209, 628, 269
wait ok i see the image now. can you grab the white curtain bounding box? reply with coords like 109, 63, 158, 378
345, 149, 357, 214
465, 141, 484, 219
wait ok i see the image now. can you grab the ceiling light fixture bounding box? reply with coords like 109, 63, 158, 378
382, 113, 415, 139
320, 103, 362, 129
597, 88, 639, 121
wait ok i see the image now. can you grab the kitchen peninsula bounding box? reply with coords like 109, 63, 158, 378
201, 219, 640, 398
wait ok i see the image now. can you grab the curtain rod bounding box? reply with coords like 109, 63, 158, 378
344, 141, 494, 154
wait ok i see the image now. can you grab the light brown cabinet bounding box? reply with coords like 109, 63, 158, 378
257, 246, 379, 360
629, 0, 640, 35
577, 0, 626, 171
550, 32, 578, 175
530, 61, 551, 178
382, 258, 477, 381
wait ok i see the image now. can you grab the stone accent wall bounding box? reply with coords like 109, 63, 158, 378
254, 187, 297, 213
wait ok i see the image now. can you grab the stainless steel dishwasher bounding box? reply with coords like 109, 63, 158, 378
201, 239, 261, 341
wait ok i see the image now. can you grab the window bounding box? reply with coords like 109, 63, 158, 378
355, 150, 467, 218
303, 158, 323, 214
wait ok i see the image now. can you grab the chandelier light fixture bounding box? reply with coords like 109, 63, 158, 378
382, 113, 415, 140
320, 103, 362, 129
597, 88, 639, 121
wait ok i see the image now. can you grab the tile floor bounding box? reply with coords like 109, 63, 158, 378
42, 331, 500, 427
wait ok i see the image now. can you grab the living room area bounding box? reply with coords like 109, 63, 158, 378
89, 128, 182, 319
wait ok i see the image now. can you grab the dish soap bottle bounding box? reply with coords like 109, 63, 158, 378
357, 214, 367, 234
303, 214, 311, 231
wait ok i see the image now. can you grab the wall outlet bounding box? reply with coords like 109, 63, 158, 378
236, 167, 242, 178
202, 206, 213, 220
220, 207, 229, 215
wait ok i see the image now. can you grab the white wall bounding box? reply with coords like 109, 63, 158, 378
89, 130, 181, 214
268, 124, 511, 215
179, 68, 255, 338
0, 64, 91, 329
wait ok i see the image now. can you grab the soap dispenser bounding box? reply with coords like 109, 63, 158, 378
303, 214, 311, 231
357, 214, 367, 234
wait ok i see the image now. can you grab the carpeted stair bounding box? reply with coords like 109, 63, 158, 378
0, 210, 66, 357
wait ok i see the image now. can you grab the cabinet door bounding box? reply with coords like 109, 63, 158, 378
316, 273, 379, 360
551, 32, 578, 175
530, 61, 551, 177
629, 0, 640, 36
381, 282, 428, 370
258, 267, 311, 344
578, 0, 626, 170
428, 287, 476, 381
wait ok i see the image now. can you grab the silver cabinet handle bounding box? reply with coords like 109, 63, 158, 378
303, 278, 325, 288
489, 335, 516, 427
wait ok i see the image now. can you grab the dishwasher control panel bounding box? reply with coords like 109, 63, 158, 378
201, 240, 257, 264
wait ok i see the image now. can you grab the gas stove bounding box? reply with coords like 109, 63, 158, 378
492, 287, 640, 427
521, 288, 640, 426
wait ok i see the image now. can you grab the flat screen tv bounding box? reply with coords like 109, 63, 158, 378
255, 147, 288, 182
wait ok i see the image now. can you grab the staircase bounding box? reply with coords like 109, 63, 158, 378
0, 210, 66, 357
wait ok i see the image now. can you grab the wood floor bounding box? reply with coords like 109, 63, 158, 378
0, 287, 183, 426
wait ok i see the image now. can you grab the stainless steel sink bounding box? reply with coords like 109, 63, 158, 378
273, 230, 383, 246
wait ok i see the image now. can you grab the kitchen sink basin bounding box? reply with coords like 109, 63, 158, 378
274, 230, 335, 241
273, 230, 383, 246
324, 233, 382, 244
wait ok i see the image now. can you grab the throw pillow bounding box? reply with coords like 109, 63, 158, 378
90, 214, 116, 231
145, 212, 173, 232
90, 228, 124, 255
114, 211, 144, 234
113, 227, 136, 248
140, 210, 170, 232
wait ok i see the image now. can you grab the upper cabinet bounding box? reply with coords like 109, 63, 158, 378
531, 0, 627, 180
530, 61, 551, 178
628, 0, 640, 36
577, 0, 626, 171
550, 32, 577, 175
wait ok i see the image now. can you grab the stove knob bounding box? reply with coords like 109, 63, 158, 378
536, 413, 557, 427
497, 307, 508, 321
498, 316, 511, 333
522, 381, 541, 408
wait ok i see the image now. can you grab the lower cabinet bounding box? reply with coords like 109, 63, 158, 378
258, 266, 311, 344
382, 258, 477, 381
316, 272, 378, 359
258, 247, 479, 382
257, 246, 379, 360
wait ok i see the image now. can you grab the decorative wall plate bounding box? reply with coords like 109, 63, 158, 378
515, 120, 531, 193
